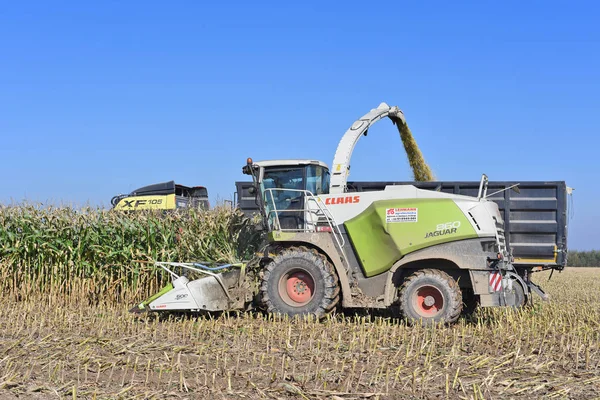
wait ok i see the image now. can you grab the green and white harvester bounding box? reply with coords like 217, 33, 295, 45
131, 103, 549, 325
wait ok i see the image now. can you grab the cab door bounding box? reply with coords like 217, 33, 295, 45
261, 167, 306, 230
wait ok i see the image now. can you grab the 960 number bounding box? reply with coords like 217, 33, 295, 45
436, 221, 461, 231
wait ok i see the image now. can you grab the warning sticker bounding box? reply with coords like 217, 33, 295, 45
386, 208, 418, 223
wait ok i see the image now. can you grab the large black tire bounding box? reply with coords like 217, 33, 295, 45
260, 246, 340, 318
399, 269, 463, 325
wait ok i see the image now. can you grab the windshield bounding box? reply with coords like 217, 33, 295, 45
261, 167, 304, 206
262, 167, 304, 191
190, 188, 208, 198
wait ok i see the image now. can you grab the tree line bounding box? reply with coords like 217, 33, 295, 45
567, 250, 600, 267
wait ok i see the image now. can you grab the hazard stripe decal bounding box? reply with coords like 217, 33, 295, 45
489, 272, 502, 292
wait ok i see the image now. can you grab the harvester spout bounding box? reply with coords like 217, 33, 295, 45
329, 102, 433, 194
388, 105, 406, 125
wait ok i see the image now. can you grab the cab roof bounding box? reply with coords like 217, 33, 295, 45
254, 159, 329, 169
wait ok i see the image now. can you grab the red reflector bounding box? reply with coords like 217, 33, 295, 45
316, 226, 332, 232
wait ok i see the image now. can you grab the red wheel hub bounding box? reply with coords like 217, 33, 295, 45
282, 271, 314, 305
414, 285, 444, 317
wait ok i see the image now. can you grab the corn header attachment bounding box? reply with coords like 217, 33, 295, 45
130, 261, 257, 313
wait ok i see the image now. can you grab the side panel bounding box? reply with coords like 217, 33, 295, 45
114, 194, 176, 210
344, 198, 477, 277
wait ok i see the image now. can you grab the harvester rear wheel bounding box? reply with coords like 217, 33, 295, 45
260, 246, 340, 319
399, 269, 462, 325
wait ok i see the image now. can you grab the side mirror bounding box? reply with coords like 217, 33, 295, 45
242, 157, 254, 175
248, 186, 256, 195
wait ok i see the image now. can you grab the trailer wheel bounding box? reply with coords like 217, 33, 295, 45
260, 246, 340, 318
399, 269, 462, 325
509, 279, 526, 308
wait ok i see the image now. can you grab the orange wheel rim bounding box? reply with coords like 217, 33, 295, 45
413, 285, 444, 317
279, 270, 315, 306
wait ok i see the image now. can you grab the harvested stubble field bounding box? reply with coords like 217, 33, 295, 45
0, 206, 599, 399
1, 270, 599, 399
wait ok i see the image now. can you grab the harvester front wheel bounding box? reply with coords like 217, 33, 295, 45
399, 269, 462, 325
260, 247, 340, 318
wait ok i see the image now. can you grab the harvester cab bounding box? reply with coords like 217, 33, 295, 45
242, 159, 331, 232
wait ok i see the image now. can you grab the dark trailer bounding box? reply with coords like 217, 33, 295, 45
234, 180, 570, 271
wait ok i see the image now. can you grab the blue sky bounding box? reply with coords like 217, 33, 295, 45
0, 1, 597, 250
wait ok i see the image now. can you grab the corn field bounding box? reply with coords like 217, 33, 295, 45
0, 204, 263, 306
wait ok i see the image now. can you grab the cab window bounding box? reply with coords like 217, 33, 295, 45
306, 165, 330, 195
